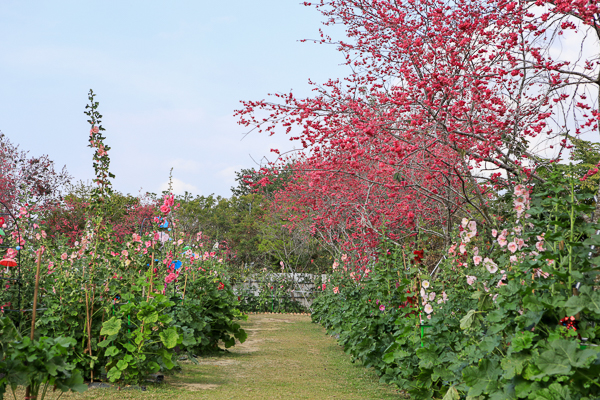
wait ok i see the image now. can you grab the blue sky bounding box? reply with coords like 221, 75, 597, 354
0, 1, 347, 197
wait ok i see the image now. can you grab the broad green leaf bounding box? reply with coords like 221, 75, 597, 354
536, 349, 571, 376
501, 353, 528, 379
486, 309, 505, 323
463, 359, 501, 397
123, 342, 136, 353
509, 331, 537, 353
534, 382, 572, 400
116, 359, 129, 371
160, 328, 179, 349
443, 386, 460, 400
480, 336, 500, 353
460, 310, 477, 330
161, 349, 175, 369
564, 295, 588, 316
181, 332, 197, 347
105, 346, 119, 357
514, 379, 540, 399
100, 317, 122, 336
107, 367, 121, 382
137, 309, 158, 324
147, 361, 160, 374
235, 328, 248, 343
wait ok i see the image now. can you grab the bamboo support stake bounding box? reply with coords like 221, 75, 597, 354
148, 248, 155, 301
25, 249, 43, 400
30, 249, 42, 339
182, 272, 189, 301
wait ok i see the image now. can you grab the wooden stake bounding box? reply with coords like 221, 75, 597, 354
148, 250, 155, 301
182, 272, 189, 300
30, 249, 42, 339
26, 249, 42, 399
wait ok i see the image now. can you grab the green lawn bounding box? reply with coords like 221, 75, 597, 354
11, 313, 404, 400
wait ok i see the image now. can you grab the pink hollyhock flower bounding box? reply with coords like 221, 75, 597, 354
165, 273, 177, 283
459, 244, 466, 254
90, 126, 99, 134
379, 305, 385, 311
536, 241, 545, 252
484, 258, 498, 273
510, 255, 518, 263
473, 255, 482, 265
321, 284, 326, 291
429, 292, 436, 301
514, 184, 526, 196
177, 239, 184, 245
491, 229, 498, 237
424, 303, 433, 314
461, 218, 469, 228
333, 287, 339, 294
121, 250, 128, 257
60, 252, 68, 261
468, 220, 477, 232
466, 276, 477, 285
332, 261, 339, 270
517, 238, 525, 249
160, 205, 171, 214
507, 242, 518, 253
498, 236, 508, 247
448, 244, 456, 255
341, 254, 348, 261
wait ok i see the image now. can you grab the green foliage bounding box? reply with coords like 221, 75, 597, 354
98, 287, 180, 384
0, 317, 86, 400
312, 168, 600, 399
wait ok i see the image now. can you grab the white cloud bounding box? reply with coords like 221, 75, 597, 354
159, 178, 199, 196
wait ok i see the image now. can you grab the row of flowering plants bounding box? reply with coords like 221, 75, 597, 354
312, 172, 600, 399
0, 92, 246, 396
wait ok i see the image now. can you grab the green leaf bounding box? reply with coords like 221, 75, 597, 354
160, 328, 179, 349
460, 310, 477, 330
116, 359, 129, 371
443, 386, 460, 400
105, 346, 119, 357
107, 367, 122, 382
181, 332, 197, 347
509, 331, 537, 353
486, 309, 505, 323
534, 382, 572, 400
100, 317, 122, 336
463, 359, 501, 397
501, 353, 528, 379
564, 295, 588, 316
137, 309, 158, 324
536, 349, 572, 376
123, 342, 136, 353
160, 349, 175, 369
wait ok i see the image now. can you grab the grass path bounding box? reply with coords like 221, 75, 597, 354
20, 314, 403, 399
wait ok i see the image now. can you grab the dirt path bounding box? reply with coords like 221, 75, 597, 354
50, 313, 404, 400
